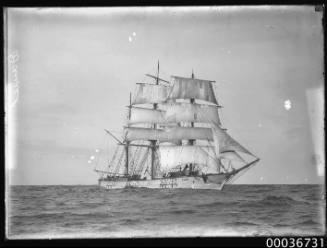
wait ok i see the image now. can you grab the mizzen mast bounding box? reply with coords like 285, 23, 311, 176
125, 92, 132, 176
189, 69, 195, 143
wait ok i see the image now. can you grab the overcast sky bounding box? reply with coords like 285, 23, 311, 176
6, 6, 324, 185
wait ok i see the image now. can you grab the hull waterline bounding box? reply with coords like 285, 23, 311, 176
97, 159, 260, 191
98, 174, 232, 190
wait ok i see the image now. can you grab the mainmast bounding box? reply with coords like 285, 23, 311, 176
189, 69, 195, 144
188, 69, 195, 173
150, 61, 160, 179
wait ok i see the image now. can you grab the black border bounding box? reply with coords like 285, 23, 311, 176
0, 0, 326, 6
1, 2, 326, 248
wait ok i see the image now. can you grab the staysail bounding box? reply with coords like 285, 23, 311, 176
211, 122, 254, 156
220, 151, 246, 163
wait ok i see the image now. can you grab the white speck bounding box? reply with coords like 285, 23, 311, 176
128, 36, 132, 42
132, 32, 136, 36
260, 176, 264, 181
95, 149, 99, 153
284, 99, 292, 110
90, 156, 95, 160
88, 160, 92, 164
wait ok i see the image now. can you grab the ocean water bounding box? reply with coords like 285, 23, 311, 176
7, 184, 325, 239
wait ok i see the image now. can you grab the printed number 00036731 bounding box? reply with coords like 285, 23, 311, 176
266, 238, 324, 248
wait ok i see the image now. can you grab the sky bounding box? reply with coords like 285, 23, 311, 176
5, 6, 324, 185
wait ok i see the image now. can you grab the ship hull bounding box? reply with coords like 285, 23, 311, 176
98, 173, 232, 190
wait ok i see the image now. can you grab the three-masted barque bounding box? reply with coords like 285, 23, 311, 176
95, 62, 259, 190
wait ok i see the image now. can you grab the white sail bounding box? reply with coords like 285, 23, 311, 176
169, 76, 218, 104
211, 123, 254, 156
97, 67, 261, 190
125, 127, 164, 141
159, 145, 218, 172
164, 102, 221, 125
133, 83, 169, 105
164, 126, 212, 141
212, 124, 220, 157
128, 106, 166, 124
220, 151, 246, 163
125, 126, 213, 142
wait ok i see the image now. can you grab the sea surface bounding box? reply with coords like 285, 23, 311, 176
7, 184, 325, 239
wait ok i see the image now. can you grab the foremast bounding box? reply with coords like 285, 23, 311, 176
123, 61, 170, 179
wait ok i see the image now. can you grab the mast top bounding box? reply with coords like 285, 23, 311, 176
156, 60, 160, 85
191, 69, 194, 79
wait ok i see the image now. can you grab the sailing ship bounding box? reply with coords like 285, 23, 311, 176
95, 62, 260, 190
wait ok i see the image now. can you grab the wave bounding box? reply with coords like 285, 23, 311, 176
227, 221, 258, 226
196, 201, 239, 208
168, 200, 178, 205
243, 195, 309, 208
63, 221, 86, 227
299, 213, 314, 219
119, 218, 140, 225
193, 195, 307, 209
11, 212, 65, 219
165, 209, 196, 214
272, 223, 292, 228
11, 211, 115, 221
9, 185, 324, 238
302, 194, 324, 202
296, 219, 320, 226
261, 195, 298, 205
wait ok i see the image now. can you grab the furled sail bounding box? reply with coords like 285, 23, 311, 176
128, 106, 166, 124
211, 123, 254, 156
133, 83, 169, 105
125, 126, 213, 142
159, 145, 218, 172
164, 102, 221, 125
169, 76, 218, 104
